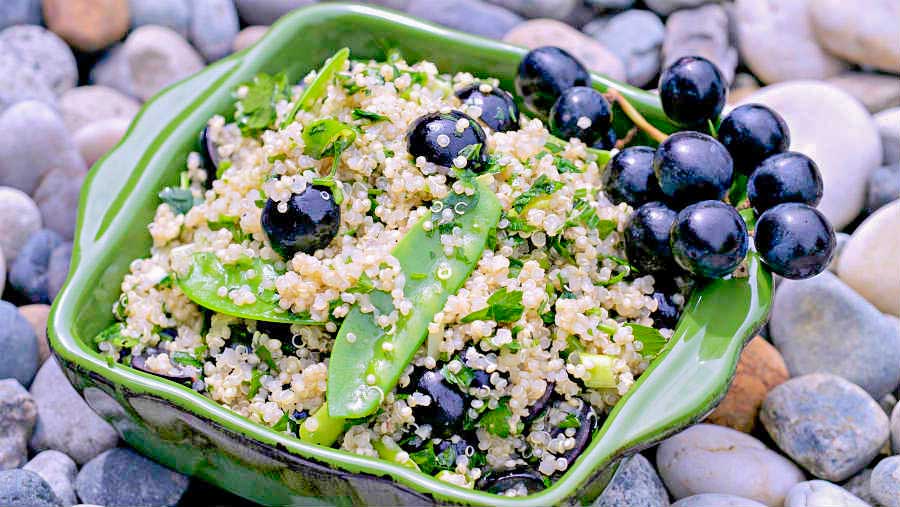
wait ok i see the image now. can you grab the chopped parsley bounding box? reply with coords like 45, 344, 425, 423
479, 397, 516, 437
247, 369, 263, 398
255, 346, 278, 371
507, 257, 524, 278
559, 412, 581, 429
93, 322, 138, 349
409, 441, 457, 475
158, 187, 200, 215
554, 156, 583, 174
627, 323, 667, 358
235, 72, 290, 136
351, 108, 389, 123
512, 175, 564, 213
441, 360, 476, 391
171, 350, 202, 368
347, 272, 376, 294
461, 288, 524, 324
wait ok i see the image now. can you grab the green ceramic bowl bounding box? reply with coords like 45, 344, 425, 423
48, 4, 772, 506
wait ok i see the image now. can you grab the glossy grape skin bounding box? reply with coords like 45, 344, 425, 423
670, 200, 749, 278
652, 291, 681, 329
455, 83, 519, 132
592, 126, 617, 151
549, 86, 612, 145
754, 203, 835, 280
478, 469, 545, 495
515, 46, 590, 119
653, 131, 734, 208
747, 152, 823, 214
718, 104, 790, 174
602, 146, 663, 207
407, 110, 488, 172
624, 202, 678, 274
261, 185, 340, 259
659, 56, 726, 127
199, 125, 220, 187
404, 369, 465, 436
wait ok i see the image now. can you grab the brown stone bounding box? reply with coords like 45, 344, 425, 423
18, 304, 51, 364
707, 336, 789, 433
43, 0, 129, 52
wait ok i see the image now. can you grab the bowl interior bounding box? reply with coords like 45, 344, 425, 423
49, 4, 772, 506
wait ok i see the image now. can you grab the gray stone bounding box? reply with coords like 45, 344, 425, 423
0, 379, 37, 470
0, 0, 41, 29
190, 0, 240, 62
59, 85, 140, 133
128, 0, 192, 37
0, 25, 78, 95
29, 358, 119, 465
73, 117, 131, 166
734, 0, 849, 84
663, 3, 737, 84
407, 0, 522, 40
842, 469, 878, 506
771, 271, 900, 399
233, 25, 269, 52
671, 495, 765, 507
826, 72, 900, 114
643, 0, 719, 15
584, 10, 664, 87
657, 424, 804, 505
784, 480, 869, 507
875, 107, 900, 165
0, 469, 62, 507
837, 201, 900, 317
487, 0, 579, 21
870, 456, 900, 507
761, 373, 890, 482
89, 44, 137, 98
47, 242, 73, 302
740, 82, 882, 230
0, 186, 42, 262
893, 401, 899, 453
9, 229, 63, 304
234, 0, 317, 25
34, 167, 87, 241
811, 0, 900, 74
0, 301, 39, 387
585, 0, 635, 11
595, 453, 669, 507
0, 100, 86, 195
23, 451, 78, 507
0, 51, 57, 113
867, 164, 899, 213
123, 25, 206, 102
75, 448, 190, 507
827, 232, 850, 273
0, 246, 5, 296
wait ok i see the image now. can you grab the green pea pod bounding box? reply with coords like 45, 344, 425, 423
177, 252, 324, 325
282, 48, 350, 127
302, 118, 357, 159
327, 176, 502, 419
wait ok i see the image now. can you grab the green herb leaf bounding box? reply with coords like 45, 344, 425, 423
93, 322, 139, 349
627, 323, 667, 358
512, 175, 563, 213
441, 361, 476, 391
351, 108, 389, 123
302, 118, 357, 160
479, 397, 514, 437
171, 350, 203, 368
458, 143, 482, 162
460, 288, 524, 324
507, 257, 524, 278
347, 272, 376, 294
158, 187, 200, 215
255, 345, 278, 370
554, 156, 583, 174
247, 369, 263, 398
409, 441, 458, 475
558, 412, 581, 429
503, 213, 538, 233
235, 72, 290, 136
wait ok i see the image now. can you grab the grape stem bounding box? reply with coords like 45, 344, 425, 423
605, 89, 669, 144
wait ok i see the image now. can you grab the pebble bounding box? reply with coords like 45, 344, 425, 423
34, 167, 86, 241
234, 0, 317, 25
128, 0, 191, 37
487, 0, 579, 21
811, 0, 900, 74
0, 247, 5, 295
728, 73, 760, 105
42, 0, 129, 52
870, 456, 900, 507
671, 495, 766, 507
583, 10, 664, 87
59, 85, 140, 133
503, 19, 626, 81
892, 402, 899, 453
123, 25, 205, 102
89, 44, 137, 98
594, 453, 669, 507
662, 3, 737, 84
733, 0, 848, 84
406, 0, 523, 40
826, 72, 900, 114
29, 358, 119, 465
866, 164, 899, 213
0, 25, 77, 96
657, 423, 804, 505
875, 107, 900, 165
842, 469, 878, 505
233, 25, 268, 52
9, 229, 63, 304
837, 201, 900, 316
0, 0, 42, 29
761, 373, 890, 481
586, 0, 635, 10
0, 469, 63, 507
827, 232, 849, 273
73, 117, 131, 166
190, 0, 240, 62
0, 187, 42, 262
783, 480, 869, 507
740, 81, 882, 230
708, 337, 789, 433
0, 51, 57, 113
23, 451, 78, 507
47, 242, 73, 302
0, 380, 37, 470
75, 448, 190, 507
19, 304, 51, 363
0, 302, 39, 388
642, 0, 718, 15
0, 100, 86, 195
771, 271, 900, 399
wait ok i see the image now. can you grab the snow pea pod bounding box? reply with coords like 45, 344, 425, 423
281, 47, 350, 127
327, 176, 502, 419
177, 251, 324, 325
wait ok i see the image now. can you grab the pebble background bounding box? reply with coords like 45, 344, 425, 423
0, 1, 897, 506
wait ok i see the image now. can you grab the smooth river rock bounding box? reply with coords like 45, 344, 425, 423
870, 456, 900, 507
75, 448, 189, 507
122, 25, 205, 102
826, 72, 900, 114
811, 0, 900, 74
0, 24, 77, 96
583, 9, 663, 87
407, 0, 523, 40
662, 3, 737, 84
837, 200, 900, 316
59, 85, 140, 133
672, 495, 766, 507
0, 469, 62, 507
234, 0, 316, 25
761, 373, 890, 482
657, 423, 804, 506
595, 453, 669, 507
128, 0, 191, 37
42, 0, 129, 52
892, 401, 900, 453
0, 379, 37, 470
875, 107, 900, 165
740, 81, 882, 230
0, 187, 42, 263
23, 451, 78, 507
783, 480, 869, 507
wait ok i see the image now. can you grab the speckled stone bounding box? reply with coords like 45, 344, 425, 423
671, 495, 765, 507
190, 0, 240, 61
23, 451, 77, 507
73, 117, 131, 166
234, 0, 317, 25
783, 480, 869, 507
826, 72, 900, 114
643, 0, 720, 15
46, 241, 72, 301
88, 44, 136, 98
128, 0, 191, 37
870, 456, 900, 507
8, 229, 63, 304
837, 201, 900, 317
59, 85, 140, 133
595, 454, 669, 507
0, 469, 62, 507
0, 186, 42, 262
407, 0, 523, 40
18, 304, 51, 363
811, 0, 900, 74
0, 379, 37, 470
584, 10, 664, 87
75, 448, 189, 507
761, 373, 890, 481
0, 25, 77, 95
487, 0, 580, 21
892, 401, 900, 453
122, 25, 205, 101
842, 469, 878, 506
0, 0, 42, 29
33, 167, 86, 241
875, 107, 900, 165
662, 3, 737, 84
0, 51, 56, 113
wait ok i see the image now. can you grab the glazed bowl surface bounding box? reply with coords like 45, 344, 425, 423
49, 4, 773, 506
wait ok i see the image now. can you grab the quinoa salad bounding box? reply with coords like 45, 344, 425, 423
95, 48, 688, 496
